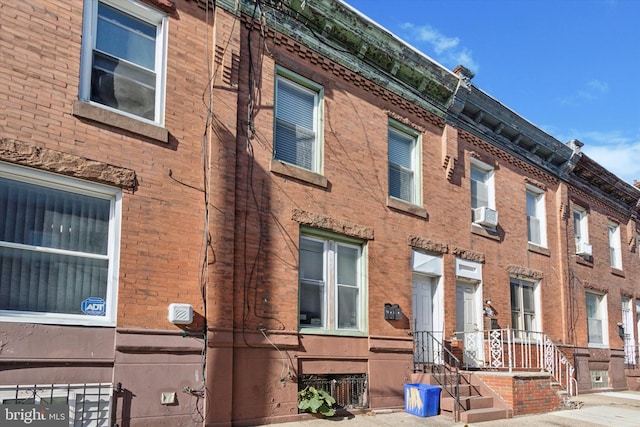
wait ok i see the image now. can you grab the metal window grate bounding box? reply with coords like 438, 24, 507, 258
0, 383, 112, 426
299, 374, 368, 410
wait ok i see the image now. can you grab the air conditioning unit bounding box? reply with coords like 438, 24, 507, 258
473, 207, 498, 227
576, 241, 593, 256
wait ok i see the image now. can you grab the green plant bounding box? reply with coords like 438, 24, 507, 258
297, 386, 336, 417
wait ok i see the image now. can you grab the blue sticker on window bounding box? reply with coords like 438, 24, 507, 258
81, 297, 106, 316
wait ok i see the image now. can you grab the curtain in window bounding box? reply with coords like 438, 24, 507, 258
573, 210, 582, 248
388, 128, 414, 202
608, 224, 621, 268
470, 167, 489, 209
92, 3, 157, 120
275, 78, 316, 170
586, 293, 603, 344
337, 245, 358, 329
526, 191, 541, 244
299, 238, 325, 327
510, 280, 536, 334
0, 177, 110, 315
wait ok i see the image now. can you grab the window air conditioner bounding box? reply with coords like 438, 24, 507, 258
473, 206, 498, 227
576, 241, 592, 256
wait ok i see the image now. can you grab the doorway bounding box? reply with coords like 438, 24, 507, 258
456, 281, 484, 367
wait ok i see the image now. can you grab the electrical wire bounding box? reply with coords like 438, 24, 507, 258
259, 328, 293, 382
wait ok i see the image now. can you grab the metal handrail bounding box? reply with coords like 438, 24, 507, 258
453, 328, 576, 397
413, 331, 461, 421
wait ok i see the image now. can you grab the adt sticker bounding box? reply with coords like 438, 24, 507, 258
81, 297, 106, 316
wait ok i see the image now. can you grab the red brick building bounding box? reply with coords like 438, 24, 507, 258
1, 0, 639, 426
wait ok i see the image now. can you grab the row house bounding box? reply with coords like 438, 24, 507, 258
1, 0, 639, 426
1, 0, 218, 425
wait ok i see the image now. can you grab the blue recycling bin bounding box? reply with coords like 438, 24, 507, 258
404, 383, 441, 417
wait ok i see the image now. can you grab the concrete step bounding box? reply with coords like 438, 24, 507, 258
457, 383, 480, 397
441, 395, 493, 412
460, 407, 509, 423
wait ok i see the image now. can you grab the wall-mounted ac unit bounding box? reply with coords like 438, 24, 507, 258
576, 241, 592, 256
473, 206, 498, 227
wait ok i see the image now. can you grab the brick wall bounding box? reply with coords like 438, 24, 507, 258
479, 373, 561, 416
0, 1, 215, 328
231, 15, 572, 341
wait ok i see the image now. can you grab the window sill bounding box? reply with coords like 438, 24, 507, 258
298, 327, 367, 338
471, 223, 500, 240
611, 267, 625, 277
270, 159, 328, 188
387, 197, 428, 219
587, 343, 609, 349
0, 312, 116, 327
527, 243, 550, 257
73, 100, 169, 143
575, 255, 594, 267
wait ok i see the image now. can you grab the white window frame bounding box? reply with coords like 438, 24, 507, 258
526, 184, 547, 248
273, 67, 324, 174
510, 278, 541, 335
298, 232, 366, 334
470, 158, 495, 210
0, 162, 121, 326
608, 221, 622, 269
388, 120, 421, 205
573, 205, 589, 252
586, 291, 609, 347
79, 0, 168, 126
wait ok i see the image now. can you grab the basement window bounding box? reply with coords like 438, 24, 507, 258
589, 370, 609, 389
299, 374, 368, 411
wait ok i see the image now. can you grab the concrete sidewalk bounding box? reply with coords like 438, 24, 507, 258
274, 391, 640, 426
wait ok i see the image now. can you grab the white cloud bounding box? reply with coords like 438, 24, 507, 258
539, 126, 639, 185
586, 79, 609, 94
399, 23, 479, 73
559, 79, 610, 104
576, 131, 638, 185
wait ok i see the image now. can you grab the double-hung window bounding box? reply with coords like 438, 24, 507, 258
274, 68, 323, 173
470, 161, 494, 210
470, 159, 497, 227
608, 221, 622, 269
586, 292, 608, 346
80, 0, 168, 124
526, 185, 546, 247
573, 206, 590, 254
510, 279, 538, 335
298, 233, 364, 332
388, 121, 420, 205
0, 162, 121, 326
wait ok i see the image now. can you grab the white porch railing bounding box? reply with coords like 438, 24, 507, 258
454, 328, 576, 397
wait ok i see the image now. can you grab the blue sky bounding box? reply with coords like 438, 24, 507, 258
343, 0, 640, 185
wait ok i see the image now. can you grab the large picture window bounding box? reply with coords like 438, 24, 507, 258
0, 163, 121, 325
299, 234, 364, 332
80, 0, 168, 124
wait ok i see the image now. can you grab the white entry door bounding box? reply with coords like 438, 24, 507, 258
413, 276, 436, 363
413, 276, 433, 332
456, 283, 484, 367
